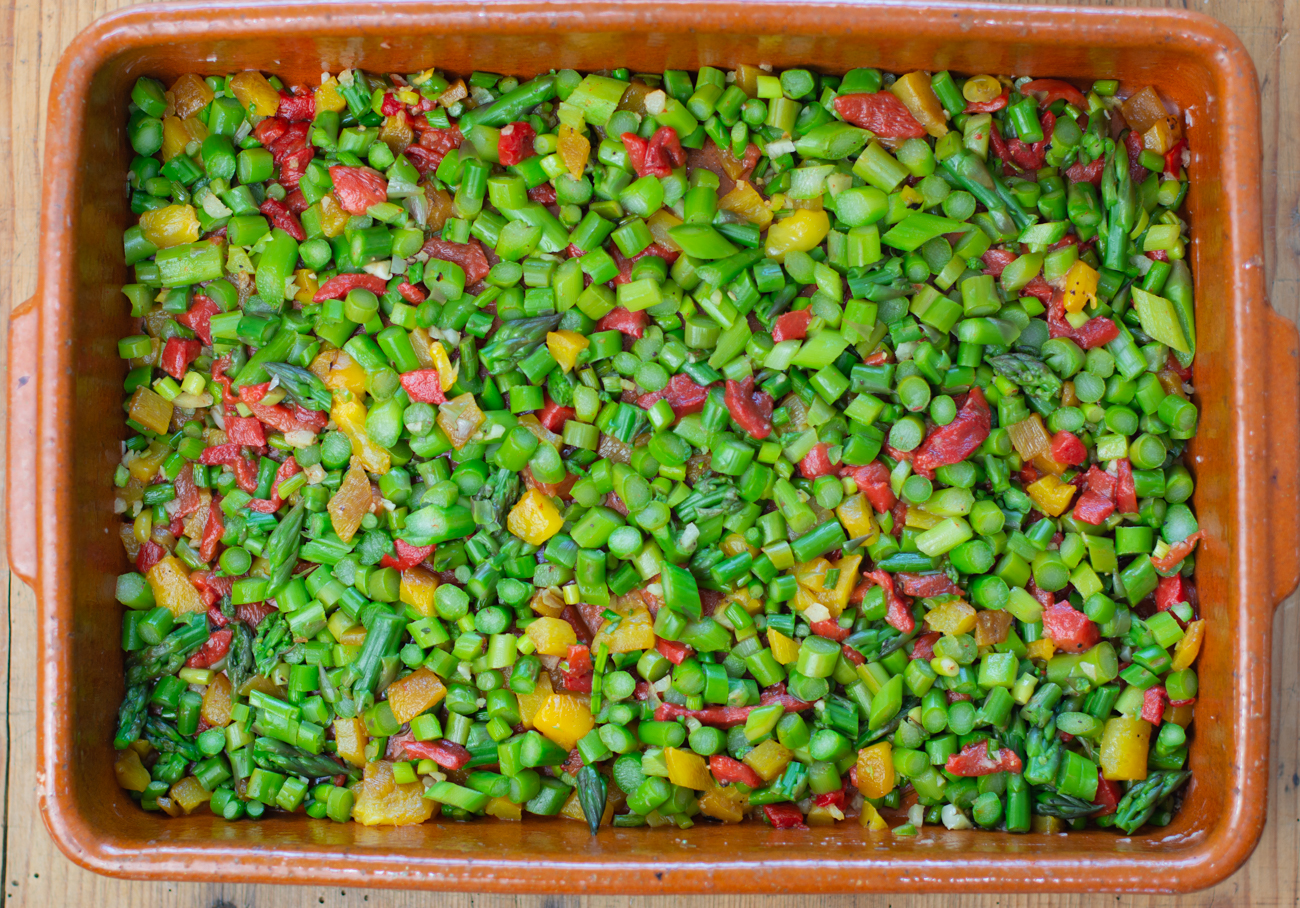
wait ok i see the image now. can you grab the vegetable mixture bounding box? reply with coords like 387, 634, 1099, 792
113, 63, 1202, 836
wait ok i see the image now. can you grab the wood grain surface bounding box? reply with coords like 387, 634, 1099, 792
2, 0, 1296, 904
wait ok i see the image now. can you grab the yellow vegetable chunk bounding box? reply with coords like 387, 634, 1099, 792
591, 603, 656, 653
146, 555, 206, 617
332, 399, 391, 473
557, 123, 591, 179
765, 209, 830, 263
428, 339, 459, 393
1026, 474, 1077, 517
743, 739, 794, 783
646, 209, 684, 251
526, 616, 579, 656
379, 113, 414, 154
860, 801, 889, 831
559, 789, 616, 826
529, 586, 565, 618
328, 460, 374, 543
1120, 85, 1169, 137
855, 741, 895, 799
318, 192, 351, 238
486, 796, 523, 820
1171, 619, 1205, 671
698, 784, 748, 823
139, 204, 201, 249
352, 760, 436, 826
400, 566, 440, 617
170, 73, 215, 118
718, 180, 773, 229
1100, 716, 1152, 781
294, 268, 319, 304
517, 672, 553, 729
925, 599, 977, 636
311, 348, 367, 397
1062, 260, 1100, 314
1007, 413, 1052, 460
229, 70, 281, 116
1027, 638, 1057, 662
128, 386, 174, 435
531, 693, 594, 751
200, 673, 233, 727
546, 330, 589, 373
333, 717, 370, 768
889, 71, 949, 137
385, 668, 448, 724
769, 628, 801, 665
128, 440, 170, 482
836, 493, 880, 543
315, 77, 348, 114
169, 776, 211, 814
115, 748, 152, 792
665, 747, 714, 790
436, 392, 486, 451
507, 487, 564, 546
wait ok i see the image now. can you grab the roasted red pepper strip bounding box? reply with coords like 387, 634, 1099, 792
379, 539, 436, 571
964, 89, 1010, 113
538, 396, 576, 433
637, 373, 713, 419
708, 754, 764, 788
655, 638, 693, 665
833, 92, 926, 138
897, 572, 963, 598
1151, 530, 1204, 573
136, 540, 166, 574
912, 386, 991, 473
945, 741, 1024, 777
1050, 430, 1087, 466
200, 501, 225, 563
1141, 685, 1169, 725
841, 461, 896, 513
400, 369, 447, 404
772, 309, 813, 342
1156, 574, 1185, 612
621, 127, 685, 178
1115, 458, 1139, 514
910, 632, 943, 662
421, 237, 491, 285
1093, 772, 1122, 817
328, 165, 388, 215
808, 619, 850, 642
176, 294, 220, 346
259, 197, 307, 242
1020, 78, 1089, 109
185, 628, 233, 669
1072, 489, 1115, 526
224, 416, 267, 447
404, 739, 472, 771
1041, 602, 1099, 653
161, 337, 201, 381
497, 121, 537, 166
247, 457, 302, 513
762, 803, 809, 829
855, 570, 914, 634
313, 272, 388, 302
596, 307, 649, 339
798, 443, 837, 479
724, 375, 774, 440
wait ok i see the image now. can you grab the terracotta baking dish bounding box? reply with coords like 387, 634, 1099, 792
7, 0, 1299, 893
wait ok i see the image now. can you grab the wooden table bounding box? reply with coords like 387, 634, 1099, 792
2, 0, 1296, 904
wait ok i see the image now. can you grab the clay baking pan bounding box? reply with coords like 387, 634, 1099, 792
8, 0, 1299, 894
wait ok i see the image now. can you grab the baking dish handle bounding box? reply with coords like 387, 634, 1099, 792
1266, 306, 1300, 606
8, 295, 38, 587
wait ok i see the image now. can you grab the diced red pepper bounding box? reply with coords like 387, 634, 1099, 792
964, 89, 1010, 114
910, 631, 942, 662
1125, 129, 1148, 183
1141, 685, 1169, 725
380, 539, 436, 571
772, 309, 813, 342
538, 396, 576, 433
421, 237, 491, 285
160, 337, 201, 381
277, 90, 315, 121
259, 197, 307, 242
497, 121, 537, 166
945, 741, 1024, 777
655, 637, 693, 665
185, 628, 233, 669
400, 369, 447, 404
596, 307, 649, 339
1041, 602, 1099, 653
1093, 772, 1122, 817
833, 92, 926, 138
998, 110, 1055, 172
200, 501, 224, 563
136, 540, 166, 574
561, 644, 594, 693
176, 294, 220, 346
253, 117, 288, 147
799, 443, 837, 480
762, 803, 809, 829
406, 125, 463, 174
527, 183, 557, 204
238, 384, 329, 436
813, 786, 848, 809
1065, 155, 1105, 186
637, 373, 713, 420
1146, 249, 1169, 263
653, 686, 812, 728
1020, 78, 1089, 110
709, 755, 765, 788
621, 127, 686, 178
1115, 458, 1139, 514
1164, 138, 1188, 178
313, 272, 388, 302
897, 573, 963, 598
1156, 574, 1185, 612
981, 248, 1016, 278
191, 570, 234, 611
912, 386, 990, 473
1048, 289, 1120, 350
247, 456, 302, 513
841, 461, 896, 513
224, 415, 267, 447
724, 375, 774, 440
1072, 489, 1115, 525
1151, 530, 1204, 573
1050, 430, 1087, 467
328, 165, 388, 215
808, 619, 850, 642
200, 444, 260, 493
857, 570, 914, 634
1083, 465, 1116, 501
404, 739, 472, 771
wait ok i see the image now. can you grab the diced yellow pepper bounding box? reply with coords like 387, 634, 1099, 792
332, 398, 390, 473
925, 599, 977, 636
229, 70, 281, 116
328, 460, 374, 543
532, 693, 594, 750
1143, 118, 1175, 155
546, 330, 589, 373
160, 116, 196, 161
315, 77, 347, 114
399, 566, 440, 617
129, 386, 174, 435
170, 73, 215, 118
127, 440, 170, 482
794, 557, 831, 591
1166, 703, 1195, 728
352, 760, 435, 826
836, 493, 879, 543
200, 673, 233, 727
905, 506, 942, 530
698, 784, 748, 823
806, 804, 840, 826
379, 114, 414, 154
1032, 451, 1068, 478
665, 747, 714, 790
1006, 413, 1052, 460
429, 340, 459, 394
646, 209, 684, 251
764, 209, 830, 263
517, 672, 553, 729
385, 667, 448, 723
139, 204, 201, 249
529, 586, 565, 618
1062, 260, 1100, 314
486, 796, 523, 820
114, 748, 152, 792
1171, 619, 1204, 672
1100, 716, 1152, 781
721, 584, 763, 617
311, 349, 367, 398
1027, 638, 1057, 662
814, 553, 861, 617
436, 392, 486, 451
769, 628, 801, 665
557, 123, 591, 180
889, 71, 949, 137
855, 741, 895, 799
718, 180, 773, 229
526, 616, 578, 656
721, 533, 759, 558
318, 192, 351, 237
591, 604, 656, 653
146, 555, 206, 617
559, 788, 615, 826
1026, 474, 1077, 517
742, 739, 793, 783
333, 716, 370, 768
169, 776, 211, 814
294, 269, 319, 304
508, 487, 564, 545
860, 801, 889, 831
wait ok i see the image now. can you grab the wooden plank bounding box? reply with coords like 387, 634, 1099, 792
1, 0, 1296, 905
